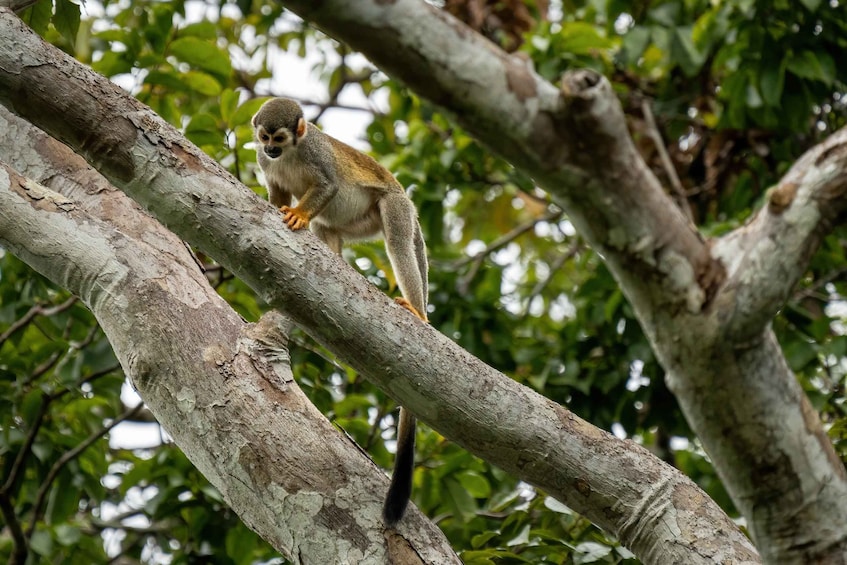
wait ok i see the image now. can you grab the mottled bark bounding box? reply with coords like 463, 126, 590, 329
0, 106, 459, 565
0, 8, 763, 563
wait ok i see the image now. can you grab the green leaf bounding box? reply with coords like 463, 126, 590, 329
185, 113, 222, 147
95, 29, 130, 43
784, 339, 818, 371
799, 0, 822, 10
221, 89, 240, 125
227, 523, 260, 565
182, 70, 223, 96
54, 524, 81, 546
648, 3, 680, 27
54, 0, 81, 48
620, 26, 650, 65
759, 58, 786, 107
29, 529, 53, 556
92, 51, 132, 77
785, 50, 835, 85
559, 22, 613, 55
145, 69, 191, 92
169, 37, 232, 80
445, 477, 477, 522
456, 470, 491, 498
745, 82, 763, 108
186, 113, 219, 134
231, 98, 269, 130
47, 472, 81, 523
670, 27, 706, 76
179, 21, 217, 39
20, 0, 52, 37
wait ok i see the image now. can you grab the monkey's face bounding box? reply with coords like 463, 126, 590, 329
254, 125, 295, 160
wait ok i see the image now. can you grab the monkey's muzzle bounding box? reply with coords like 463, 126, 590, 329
264, 146, 283, 159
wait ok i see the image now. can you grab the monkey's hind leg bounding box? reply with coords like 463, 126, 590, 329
395, 223, 429, 320
379, 194, 428, 321
311, 224, 344, 255
394, 297, 426, 321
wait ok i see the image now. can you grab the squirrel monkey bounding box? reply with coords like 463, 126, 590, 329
252, 98, 428, 526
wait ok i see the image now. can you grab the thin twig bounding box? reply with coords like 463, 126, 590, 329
641, 100, 695, 223
1, 396, 50, 493
451, 207, 563, 270
0, 296, 78, 346
792, 266, 847, 303
453, 207, 563, 295
0, 486, 28, 565
26, 403, 145, 537
523, 240, 583, 311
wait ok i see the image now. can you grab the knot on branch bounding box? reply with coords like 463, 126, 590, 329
560, 69, 604, 99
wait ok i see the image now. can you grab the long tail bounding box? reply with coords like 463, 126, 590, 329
382, 406, 416, 526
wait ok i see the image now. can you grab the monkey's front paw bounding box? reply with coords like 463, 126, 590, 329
280, 206, 310, 230
394, 298, 427, 322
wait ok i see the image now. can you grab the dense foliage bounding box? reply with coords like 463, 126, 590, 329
2, 0, 846, 562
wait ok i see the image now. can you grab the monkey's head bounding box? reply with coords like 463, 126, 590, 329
251, 98, 308, 160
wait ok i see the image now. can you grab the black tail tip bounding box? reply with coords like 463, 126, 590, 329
382, 497, 409, 527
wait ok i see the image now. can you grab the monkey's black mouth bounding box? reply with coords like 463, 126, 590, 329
264, 147, 282, 159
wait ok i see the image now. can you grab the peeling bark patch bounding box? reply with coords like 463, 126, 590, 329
814, 138, 847, 167
315, 502, 370, 552
12, 66, 138, 184
768, 182, 798, 214
171, 142, 205, 174
12, 174, 76, 213
203, 342, 235, 376
385, 530, 425, 565
671, 482, 706, 511
505, 60, 537, 102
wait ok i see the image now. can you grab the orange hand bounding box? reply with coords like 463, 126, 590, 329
280, 205, 310, 230
394, 297, 427, 322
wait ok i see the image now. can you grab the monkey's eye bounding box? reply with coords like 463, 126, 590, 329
273, 136, 286, 143
260, 134, 269, 142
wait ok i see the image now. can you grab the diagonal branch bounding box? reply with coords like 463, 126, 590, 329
714, 126, 847, 340
270, 4, 847, 559
0, 11, 759, 562
0, 156, 460, 562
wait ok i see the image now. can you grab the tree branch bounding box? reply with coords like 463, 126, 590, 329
0, 104, 459, 562
715, 126, 847, 340
0, 12, 758, 562
268, 3, 847, 560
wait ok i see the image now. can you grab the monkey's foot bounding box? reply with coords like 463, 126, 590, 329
395, 298, 427, 322
280, 205, 310, 231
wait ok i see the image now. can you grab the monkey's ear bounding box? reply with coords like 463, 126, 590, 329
296, 117, 307, 140
251, 114, 258, 127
